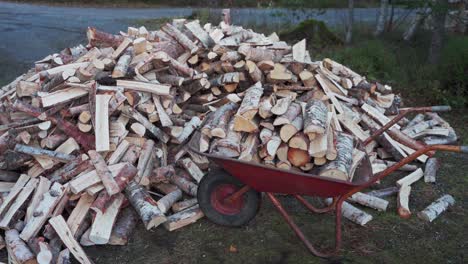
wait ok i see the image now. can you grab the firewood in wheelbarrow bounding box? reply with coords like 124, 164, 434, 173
319, 133, 354, 181
233, 82, 263, 132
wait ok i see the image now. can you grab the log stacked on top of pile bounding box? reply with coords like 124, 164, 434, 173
0, 10, 459, 263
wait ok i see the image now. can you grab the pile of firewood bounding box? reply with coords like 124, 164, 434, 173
0, 9, 459, 263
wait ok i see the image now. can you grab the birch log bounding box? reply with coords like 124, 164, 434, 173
348, 192, 389, 211
424, 158, 439, 183
325, 198, 372, 226
125, 181, 167, 229
109, 207, 138, 245
233, 82, 263, 132
319, 133, 354, 181
303, 99, 327, 134
418, 195, 455, 222
398, 185, 411, 219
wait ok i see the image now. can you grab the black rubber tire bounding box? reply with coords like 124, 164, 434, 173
197, 168, 261, 227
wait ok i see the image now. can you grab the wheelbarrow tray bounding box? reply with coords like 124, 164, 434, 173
200, 151, 373, 198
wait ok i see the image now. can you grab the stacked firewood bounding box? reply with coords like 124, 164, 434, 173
0, 10, 459, 263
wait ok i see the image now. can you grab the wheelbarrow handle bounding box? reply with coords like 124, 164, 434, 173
363, 105, 451, 146
430, 105, 452, 112
462, 146, 468, 154
350, 144, 467, 196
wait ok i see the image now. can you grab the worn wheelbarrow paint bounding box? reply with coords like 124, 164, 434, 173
191, 106, 467, 257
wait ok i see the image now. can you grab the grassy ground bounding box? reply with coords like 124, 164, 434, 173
81, 110, 467, 264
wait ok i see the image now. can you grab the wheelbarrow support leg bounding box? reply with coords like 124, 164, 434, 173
267, 193, 344, 258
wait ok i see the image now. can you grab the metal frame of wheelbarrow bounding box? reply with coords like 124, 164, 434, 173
193, 106, 468, 257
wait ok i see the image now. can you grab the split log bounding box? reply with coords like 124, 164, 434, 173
184, 21, 215, 48
396, 168, 424, 187
94, 94, 111, 152
163, 205, 204, 231
107, 140, 130, 165
86, 161, 137, 196
87, 27, 124, 48
288, 132, 309, 151
348, 192, 389, 211
258, 95, 274, 119
280, 115, 303, 142
158, 166, 198, 196
162, 23, 199, 54
5, 229, 37, 264
238, 45, 284, 62
0, 178, 38, 229
418, 195, 455, 222
89, 193, 124, 244
88, 150, 120, 195
121, 106, 169, 143
25, 176, 51, 223
179, 158, 204, 183
69, 163, 127, 194
233, 82, 263, 132
174, 117, 201, 144
424, 157, 439, 183
41, 87, 88, 107
135, 139, 154, 184
238, 134, 259, 161
0, 174, 31, 217
117, 80, 171, 95
303, 99, 327, 134
319, 133, 354, 181
49, 215, 93, 264
125, 181, 167, 229
211, 106, 237, 139
108, 207, 138, 245
172, 198, 198, 213
20, 183, 66, 241
66, 193, 95, 237
157, 189, 183, 214
49, 158, 93, 184
271, 95, 293, 116
212, 120, 241, 157
273, 102, 301, 126
397, 185, 411, 219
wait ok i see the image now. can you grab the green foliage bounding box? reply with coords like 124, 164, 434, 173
279, 19, 343, 51
321, 40, 398, 81
310, 32, 468, 107
438, 36, 468, 106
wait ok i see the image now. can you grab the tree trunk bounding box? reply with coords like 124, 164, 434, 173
428, 0, 449, 64
374, 0, 389, 36
345, 0, 354, 44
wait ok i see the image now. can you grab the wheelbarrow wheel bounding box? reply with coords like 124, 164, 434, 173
198, 168, 261, 227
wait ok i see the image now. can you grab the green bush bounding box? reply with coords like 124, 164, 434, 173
438, 36, 468, 106
322, 40, 398, 81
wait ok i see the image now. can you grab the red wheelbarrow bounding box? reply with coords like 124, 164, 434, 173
190, 106, 467, 257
